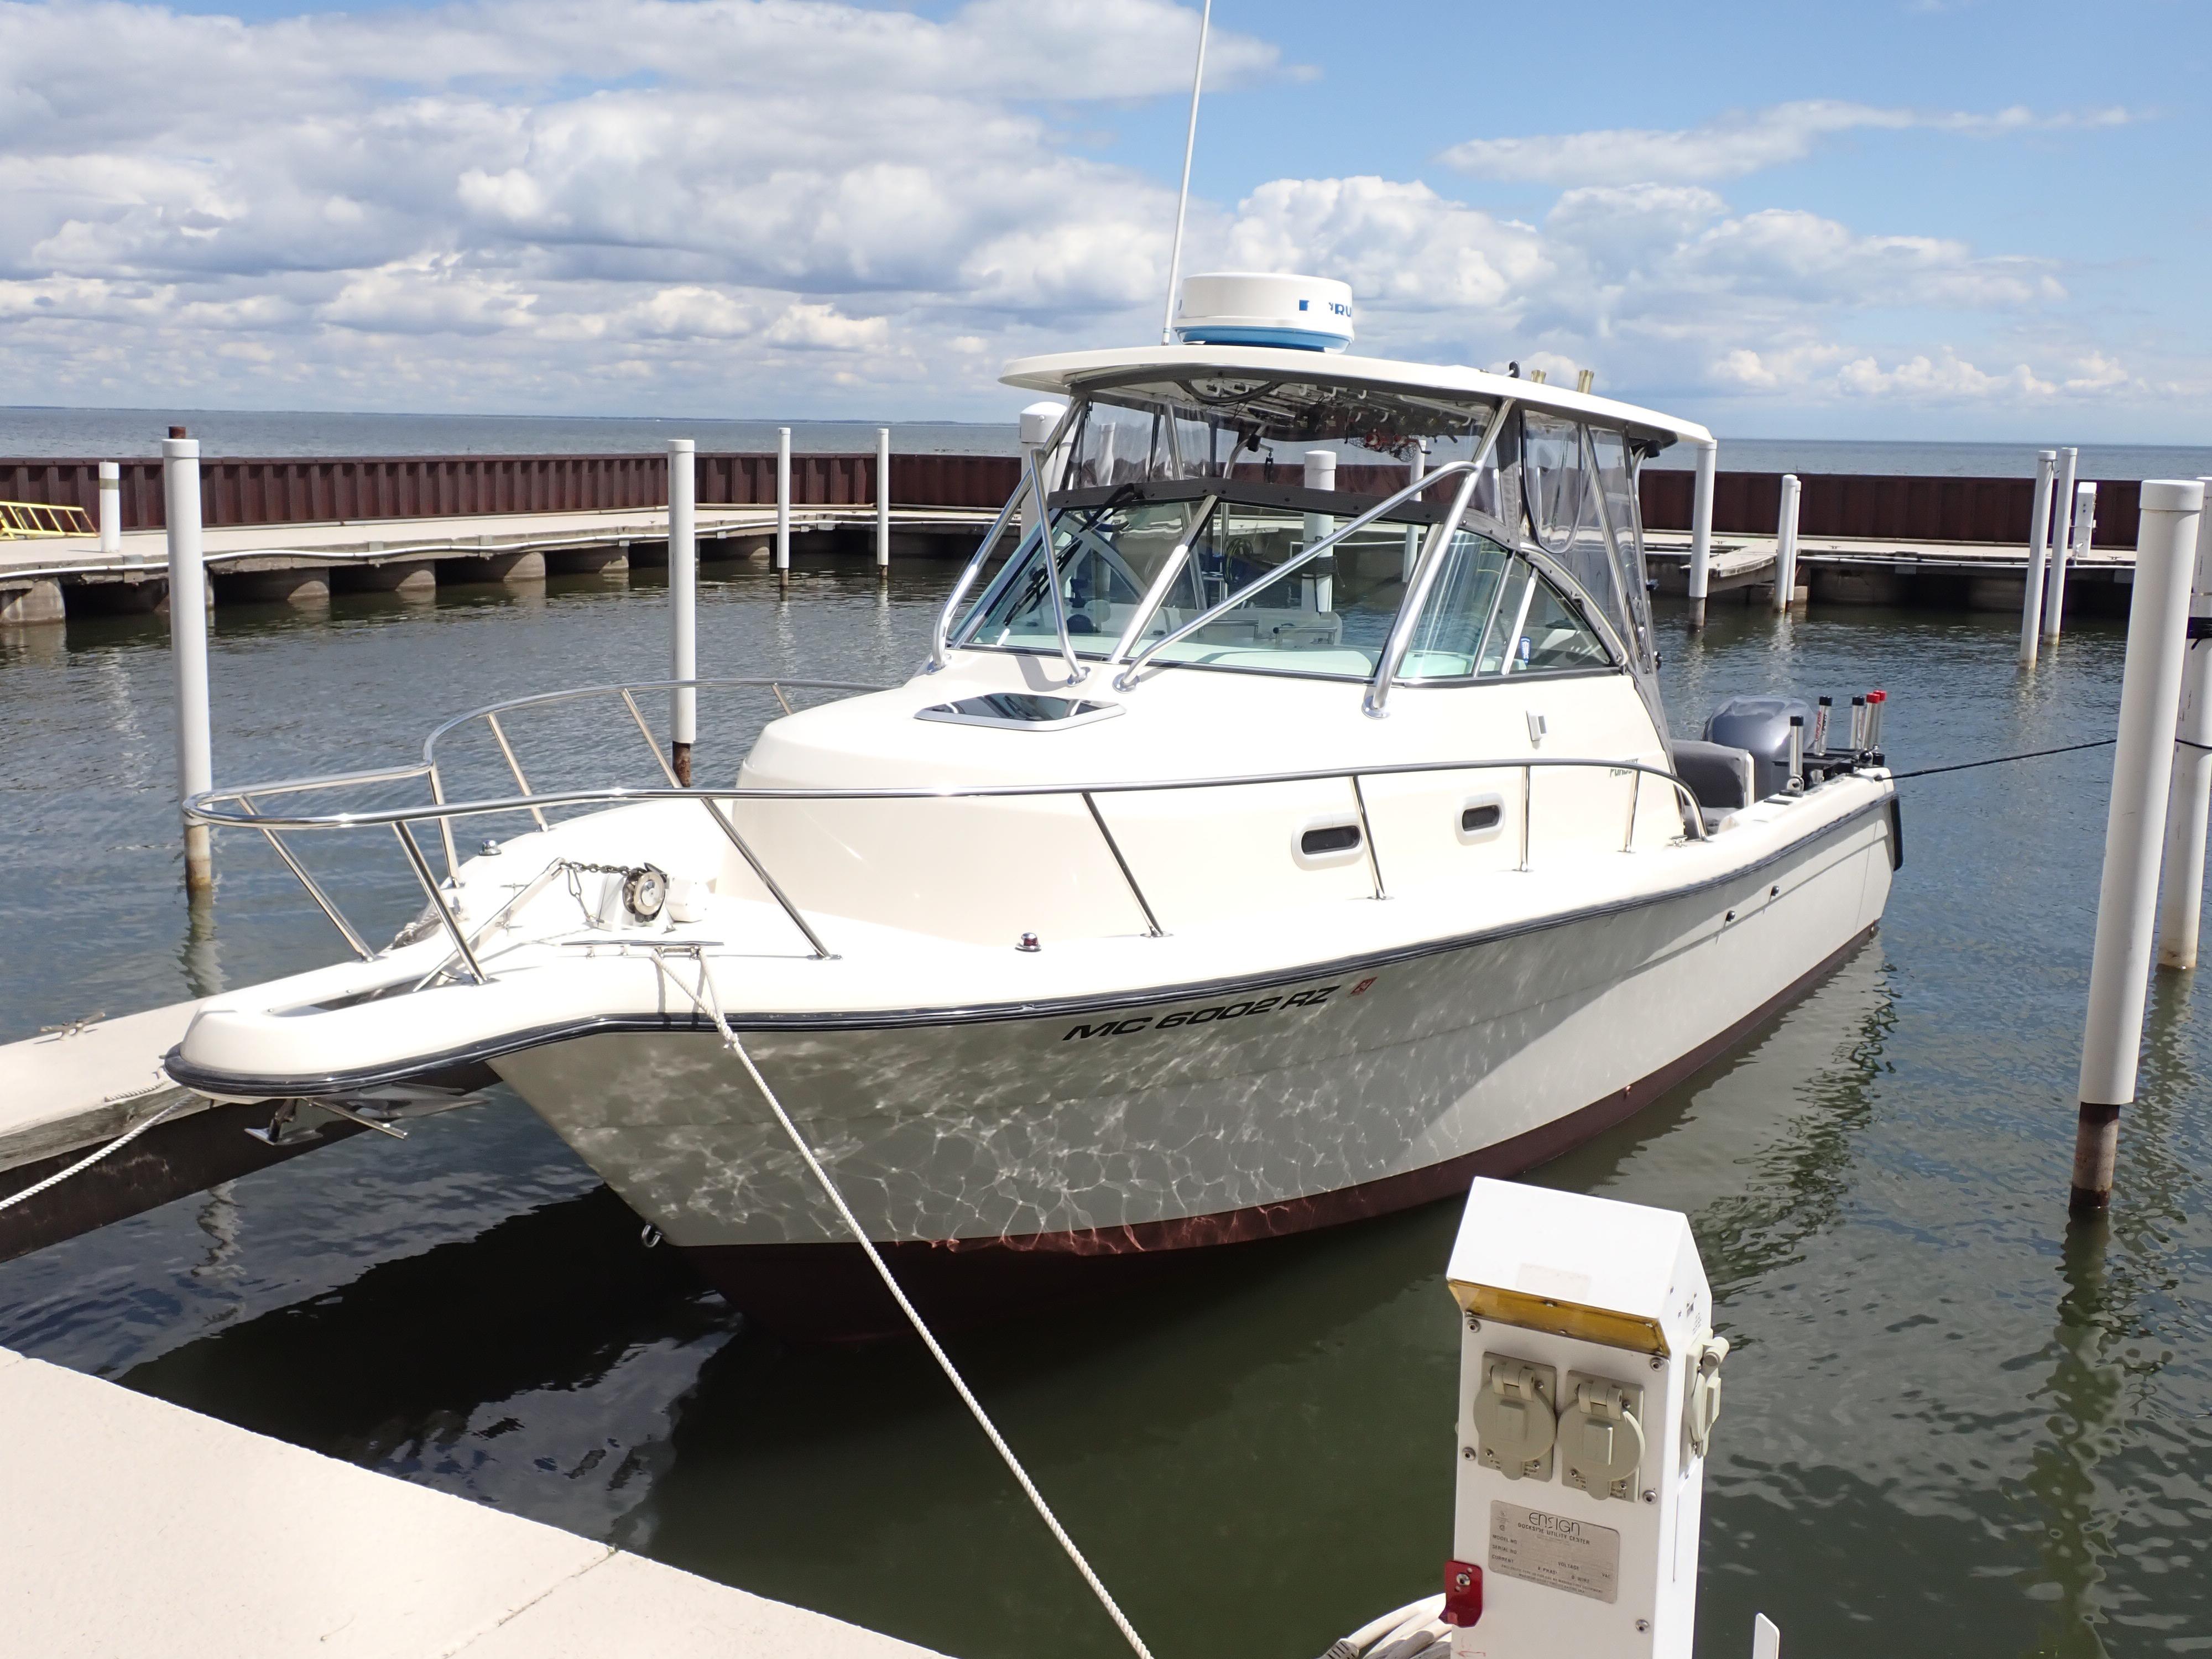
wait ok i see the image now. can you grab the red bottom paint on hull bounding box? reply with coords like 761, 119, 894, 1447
685, 923, 1879, 1341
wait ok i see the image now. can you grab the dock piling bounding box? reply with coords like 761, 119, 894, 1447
2048, 480, 2096, 643
1773, 473, 1802, 613
163, 434, 213, 894
97, 461, 121, 556
2021, 450, 2056, 664
876, 427, 891, 571
2154, 477, 2212, 971
1402, 441, 1427, 583
2070, 478, 2204, 1213
775, 426, 791, 577
667, 439, 696, 787
1688, 439, 1717, 628
2044, 447, 2080, 641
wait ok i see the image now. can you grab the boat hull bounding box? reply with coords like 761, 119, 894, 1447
492, 798, 1895, 1336
681, 916, 1878, 1338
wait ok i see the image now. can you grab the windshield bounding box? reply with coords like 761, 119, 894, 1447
942, 377, 1643, 689
954, 485, 1612, 682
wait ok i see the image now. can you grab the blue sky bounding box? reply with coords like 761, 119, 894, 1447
3, 0, 2205, 439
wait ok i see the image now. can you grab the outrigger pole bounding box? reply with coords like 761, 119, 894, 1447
1159, 0, 1212, 346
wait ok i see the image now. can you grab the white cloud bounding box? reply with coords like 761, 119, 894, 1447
1835, 351, 2052, 400
1441, 99, 2136, 186
0, 0, 2179, 424
1715, 343, 2064, 404
322, 255, 539, 335
763, 302, 889, 350
1224, 176, 1548, 314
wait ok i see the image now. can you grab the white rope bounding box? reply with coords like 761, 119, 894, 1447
0, 1094, 187, 1214
658, 950, 1157, 1659
1320, 1596, 1448, 1659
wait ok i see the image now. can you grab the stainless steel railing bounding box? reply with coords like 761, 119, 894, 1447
185, 675, 1713, 984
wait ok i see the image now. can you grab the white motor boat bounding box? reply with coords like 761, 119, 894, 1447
168, 275, 1898, 1336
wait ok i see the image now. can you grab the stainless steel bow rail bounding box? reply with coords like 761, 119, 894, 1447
185, 676, 1715, 981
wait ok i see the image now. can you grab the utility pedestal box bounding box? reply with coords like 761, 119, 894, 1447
1446, 1179, 1725, 1659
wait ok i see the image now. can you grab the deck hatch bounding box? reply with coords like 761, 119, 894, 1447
915, 693, 1124, 731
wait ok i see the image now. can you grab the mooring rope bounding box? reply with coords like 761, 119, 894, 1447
1882, 731, 2212, 781
1886, 737, 2117, 780
0, 1094, 186, 1215
651, 949, 1158, 1659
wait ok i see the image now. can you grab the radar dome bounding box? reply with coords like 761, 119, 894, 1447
1173, 273, 1354, 353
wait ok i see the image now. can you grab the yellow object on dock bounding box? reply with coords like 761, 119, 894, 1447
0, 499, 95, 539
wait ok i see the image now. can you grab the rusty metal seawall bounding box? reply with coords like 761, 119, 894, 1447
1637, 469, 2142, 550
0, 453, 1022, 534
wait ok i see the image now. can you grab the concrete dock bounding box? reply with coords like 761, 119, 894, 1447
0, 1344, 943, 1658
0, 503, 995, 621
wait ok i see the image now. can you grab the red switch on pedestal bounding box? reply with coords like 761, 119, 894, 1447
1442, 1559, 1483, 1626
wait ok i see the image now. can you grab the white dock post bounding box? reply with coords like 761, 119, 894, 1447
2051, 481, 2096, 643
1016, 401, 1065, 544
1303, 449, 1337, 613
2155, 477, 2212, 971
1688, 438, 1717, 628
164, 435, 213, 894
1402, 441, 1426, 583
2022, 450, 2057, 664
666, 439, 696, 787
2070, 478, 2204, 1214
98, 461, 121, 555
875, 426, 891, 571
1773, 472, 1801, 613
2044, 446, 2080, 641
775, 426, 791, 576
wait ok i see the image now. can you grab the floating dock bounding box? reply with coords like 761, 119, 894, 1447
0, 1001, 358, 1265
0, 1344, 943, 1659
1644, 531, 2136, 612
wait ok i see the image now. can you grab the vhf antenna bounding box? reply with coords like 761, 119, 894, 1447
1160, 0, 1213, 346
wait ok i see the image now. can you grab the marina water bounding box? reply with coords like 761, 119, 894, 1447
2, 555, 2207, 1658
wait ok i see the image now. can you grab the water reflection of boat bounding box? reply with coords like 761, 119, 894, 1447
168, 275, 1897, 1335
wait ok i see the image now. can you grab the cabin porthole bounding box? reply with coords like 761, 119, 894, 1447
1457, 793, 1507, 845
1295, 817, 1366, 869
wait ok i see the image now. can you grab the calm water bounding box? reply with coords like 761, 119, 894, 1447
1, 561, 2208, 1659
7, 404, 2210, 481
